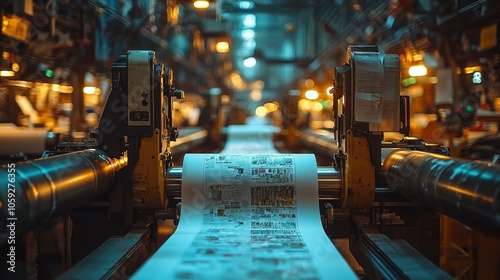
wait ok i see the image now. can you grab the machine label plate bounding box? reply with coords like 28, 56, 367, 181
129, 111, 149, 122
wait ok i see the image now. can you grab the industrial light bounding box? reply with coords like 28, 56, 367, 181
305, 89, 319, 100
45, 69, 54, 78
464, 66, 481, 74
193, 1, 210, 9
408, 65, 427, 77
243, 57, 256, 67
83, 86, 101, 95
242, 14, 256, 28
472, 71, 482, 84
304, 79, 314, 88
83, 86, 95, 94
11, 62, 19, 72
401, 77, 417, 87
250, 89, 262, 101
264, 102, 278, 112
221, 94, 231, 105
241, 29, 255, 40
216, 41, 230, 53
59, 85, 74, 93
0, 70, 15, 77
52, 84, 60, 91
239, 1, 255, 9
230, 72, 243, 89
209, 87, 221, 96
298, 99, 311, 111
230, 72, 241, 83
7, 80, 32, 88
255, 106, 268, 117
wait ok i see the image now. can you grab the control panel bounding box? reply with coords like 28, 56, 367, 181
127, 50, 154, 126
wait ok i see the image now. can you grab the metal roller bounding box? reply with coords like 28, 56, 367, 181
165, 166, 342, 201
0, 149, 127, 241
384, 150, 500, 235
317, 166, 342, 200
165, 166, 183, 201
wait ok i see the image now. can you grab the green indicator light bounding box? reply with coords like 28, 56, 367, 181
45, 69, 54, 78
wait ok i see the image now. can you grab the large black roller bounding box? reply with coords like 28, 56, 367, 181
384, 150, 500, 235
0, 149, 127, 242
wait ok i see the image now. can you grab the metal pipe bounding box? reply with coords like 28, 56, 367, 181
166, 166, 342, 201
384, 150, 500, 235
0, 149, 127, 241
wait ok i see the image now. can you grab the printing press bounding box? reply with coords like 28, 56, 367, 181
1, 48, 499, 279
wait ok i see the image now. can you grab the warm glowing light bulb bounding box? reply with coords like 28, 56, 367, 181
216, 41, 230, 53
230, 73, 243, 88
250, 90, 262, 101
408, 65, 427, 77
305, 89, 319, 100
264, 102, 278, 112
0, 70, 14, 77
11, 62, 20, 72
298, 99, 311, 111
83, 86, 96, 94
193, 1, 209, 9
221, 94, 231, 104
255, 106, 268, 117
52, 84, 60, 91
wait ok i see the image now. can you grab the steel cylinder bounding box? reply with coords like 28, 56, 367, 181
317, 166, 342, 200
0, 149, 127, 240
166, 166, 342, 201
165, 166, 183, 200
384, 150, 500, 235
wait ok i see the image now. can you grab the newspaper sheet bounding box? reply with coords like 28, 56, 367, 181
134, 154, 357, 279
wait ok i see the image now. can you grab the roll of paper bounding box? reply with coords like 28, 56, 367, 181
221, 124, 279, 154
134, 153, 357, 279
0, 126, 49, 156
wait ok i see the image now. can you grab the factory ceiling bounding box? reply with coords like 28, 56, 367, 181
176, 0, 500, 105
196, 0, 390, 102
1, 0, 500, 105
